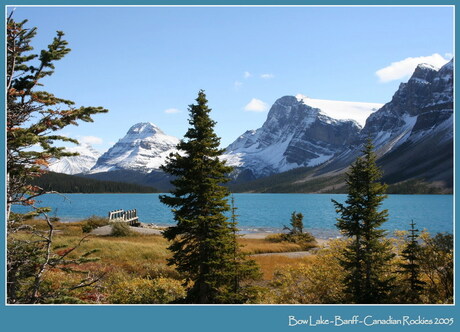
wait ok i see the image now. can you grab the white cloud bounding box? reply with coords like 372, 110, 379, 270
260, 73, 274, 79
244, 71, 252, 79
244, 98, 268, 112
164, 108, 181, 114
376, 53, 450, 83
80, 136, 103, 145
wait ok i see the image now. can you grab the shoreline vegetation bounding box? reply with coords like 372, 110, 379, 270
10, 217, 452, 304
30, 171, 451, 195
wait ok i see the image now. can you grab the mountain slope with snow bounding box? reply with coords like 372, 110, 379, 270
46, 60, 452, 193
223, 96, 378, 179
90, 122, 179, 173
226, 60, 453, 190
295, 95, 383, 127
361, 60, 453, 154
48, 143, 102, 175
362, 59, 453, 186
236, 60, 453, 192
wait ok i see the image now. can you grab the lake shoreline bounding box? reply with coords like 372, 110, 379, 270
15, 193, 453, 236
89, 222, 342, 241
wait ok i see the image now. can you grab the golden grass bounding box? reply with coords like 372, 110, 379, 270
55, 235, 169, 262
252, 255, 316, 280
12, 221, 173, 279
13, 220, 318, 286
238, 238, 303, 254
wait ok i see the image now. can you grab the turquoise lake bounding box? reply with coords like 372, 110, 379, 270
14, 193, 453, 239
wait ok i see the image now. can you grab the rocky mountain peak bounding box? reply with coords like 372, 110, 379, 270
125, 122, 163, 138
224, 95, 364, 179
90, 122, 179, 174
263, 96, 319, 132
273, 95, 299, 107
409, 63, 438, 84
361, 59, 453, 156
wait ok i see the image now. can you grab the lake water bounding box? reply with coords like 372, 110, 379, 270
14, 193, 453, 239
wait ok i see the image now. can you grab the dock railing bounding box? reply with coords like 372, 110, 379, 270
108, 209, 140, 226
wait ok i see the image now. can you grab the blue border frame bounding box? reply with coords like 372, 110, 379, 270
1, 2, 458, 331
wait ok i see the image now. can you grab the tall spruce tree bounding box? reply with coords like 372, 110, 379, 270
160, 91, 259, 304
332, 139, 395, 303
398, 221, 425, 303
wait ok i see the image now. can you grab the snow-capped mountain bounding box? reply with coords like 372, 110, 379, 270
362, 60, 453, 153
269, 59, 453, 190
224, 59, 453, 188
223, 96, 383, 179
48, 143, 102, 175
358, 59, 453, 185
47, 60, 453, 192
90, 122, 179, 173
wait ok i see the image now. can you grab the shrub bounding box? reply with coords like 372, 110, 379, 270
266, 232, 316, 250
267, 239, 347, 304
265, 233, 286, 243
108, 277, 186, 304
81, 215, 109, 233
110, 222, 133, 237
267, 212, 317, 250
418, 232, 453, 303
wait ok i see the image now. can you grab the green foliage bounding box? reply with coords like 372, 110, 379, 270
7, 217, 102, 304
6, 16, 107, 304
397, 221, 425, 303
387, 179, 446, 194
31, 172, 158, 193
267, 239, 347, 304
332, 139, 395, 303
228, 167, 347, 193
418, 232, 453, 303
6, 16, 108, 216
81, 215, 109, 233
160, 91, 260, 304
267, 212, 317, 250
110, 222, 133, 237
284, 211, 304, 235
108, 277, 186, 304
228, 163, 448, 195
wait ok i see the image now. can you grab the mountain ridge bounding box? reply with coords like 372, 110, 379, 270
46, 60, 453, 193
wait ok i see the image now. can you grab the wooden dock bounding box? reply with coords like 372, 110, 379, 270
108, 209, 140, 226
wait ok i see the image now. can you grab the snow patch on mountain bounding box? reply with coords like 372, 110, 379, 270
48, 143, 102, 175
295, 94, 383, 127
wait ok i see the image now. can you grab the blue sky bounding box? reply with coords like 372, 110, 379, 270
9, 6, 453, 150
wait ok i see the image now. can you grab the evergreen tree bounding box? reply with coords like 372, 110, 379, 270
160, 91, 259, 304
7, 15, 108, 219
398, 221, 425, 303
6, 16, 107, 303
284, 211, 304, 235
332, 139, 395, 303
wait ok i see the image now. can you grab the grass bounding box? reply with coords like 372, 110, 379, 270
252, 255, 316, 280
239, 237, 303, 254
10, 219, 321, 302
19, 220, 316, 275
51, 224, 173, 279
